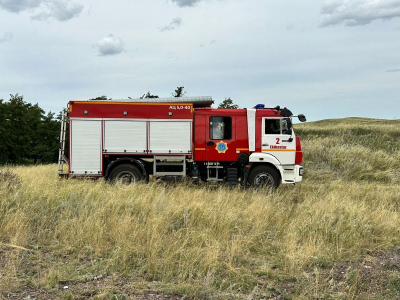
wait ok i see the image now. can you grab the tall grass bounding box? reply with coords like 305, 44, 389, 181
0, 118, 399, 299
296, 117, 400, 183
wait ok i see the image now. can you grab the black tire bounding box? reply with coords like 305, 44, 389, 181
227, 168, 238, 186
108, 164, 143, 184
248, 165, 280, 189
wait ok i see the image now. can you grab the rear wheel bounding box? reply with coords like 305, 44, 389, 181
108, 164, 143, 184
226, 168, 239, 186
248, 165, 280, 189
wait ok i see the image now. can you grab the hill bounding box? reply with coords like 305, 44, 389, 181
296, 117, 400, 183
0, 118, 399, 299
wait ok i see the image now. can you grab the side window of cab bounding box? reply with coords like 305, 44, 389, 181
210, 117, 232, 140
265, 119, 281, 134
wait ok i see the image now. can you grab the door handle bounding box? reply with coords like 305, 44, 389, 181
207, 141, 215, 146
262, 143, 269, 146
282, 138, 293, 143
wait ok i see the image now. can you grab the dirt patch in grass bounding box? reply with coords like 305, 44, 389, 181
2, 246, 400, 299
0, 245, 186, 300
296, 246, 400, 299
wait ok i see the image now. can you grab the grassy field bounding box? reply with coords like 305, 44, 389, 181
0, 117, 400, 299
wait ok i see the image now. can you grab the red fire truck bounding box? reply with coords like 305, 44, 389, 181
57, 97, 306, 188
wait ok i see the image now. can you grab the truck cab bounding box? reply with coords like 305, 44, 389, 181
192, 105, 304, 187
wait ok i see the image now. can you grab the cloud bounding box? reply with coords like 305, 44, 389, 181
386, 68, 400, 72
0, 32, 13, 43
171, 0, 204, 7
320, 0, 400, 26
97, 34, 124, 56
0, 0, 83, 22
31, 0, 83, 21
160, 17, 182, 31
0, 0, 41, 13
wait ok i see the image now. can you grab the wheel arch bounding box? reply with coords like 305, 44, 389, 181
248, 152, 282, 181
105, 157, 147, 179
249, 162, 282, 182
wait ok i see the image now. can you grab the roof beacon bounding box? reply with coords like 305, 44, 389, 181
255, 104, 265, 109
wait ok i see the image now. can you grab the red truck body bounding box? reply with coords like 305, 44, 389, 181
59, 97, 304, 188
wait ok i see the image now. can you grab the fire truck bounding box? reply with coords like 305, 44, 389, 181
57, 97, 306, 188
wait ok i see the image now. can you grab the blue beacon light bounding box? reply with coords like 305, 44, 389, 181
255, 104, 265, 109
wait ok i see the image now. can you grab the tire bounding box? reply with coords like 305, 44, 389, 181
108, 164, 143, 184
227, 168, 238, 186
248, 165, 280, 189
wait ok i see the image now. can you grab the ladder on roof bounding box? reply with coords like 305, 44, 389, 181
58, 108, 69, 176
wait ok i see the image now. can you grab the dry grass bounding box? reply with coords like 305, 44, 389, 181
296, 117, 400, 183
0, 117, 399, 299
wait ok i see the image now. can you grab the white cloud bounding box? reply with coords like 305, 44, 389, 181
160, 17, 182, 31
0, 0, 83, 21
97, 34, 124, 56
321, 0, 400, 26
31, 0, 83, 21
0, 32, 13, 43
171, 0, 203, 7
0, 0, 41, 13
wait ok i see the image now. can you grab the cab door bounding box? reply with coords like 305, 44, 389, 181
206, 116, 236, 161
261, 118, 296, 165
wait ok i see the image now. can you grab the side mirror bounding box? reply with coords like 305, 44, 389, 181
298, 114, 306, 122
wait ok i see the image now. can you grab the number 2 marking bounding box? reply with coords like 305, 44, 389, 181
276, 138, 280, 144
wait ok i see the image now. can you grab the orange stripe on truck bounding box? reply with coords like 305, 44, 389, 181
262, 149, 296, 152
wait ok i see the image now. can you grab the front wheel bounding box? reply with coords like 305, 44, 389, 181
248, 165, 280, 189
108, 164, 143, 184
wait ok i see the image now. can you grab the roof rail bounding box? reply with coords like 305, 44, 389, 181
86, 96, 214, 107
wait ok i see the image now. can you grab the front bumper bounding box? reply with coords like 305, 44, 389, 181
295, 165, 303, 182
281, 164, 303, 184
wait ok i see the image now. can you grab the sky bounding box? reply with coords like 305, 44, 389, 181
0, 0, 399, 121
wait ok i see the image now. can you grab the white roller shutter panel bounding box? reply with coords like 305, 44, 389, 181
104, 121, 146, 153
149, 121, 191, 154
70, 120, 102, 175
